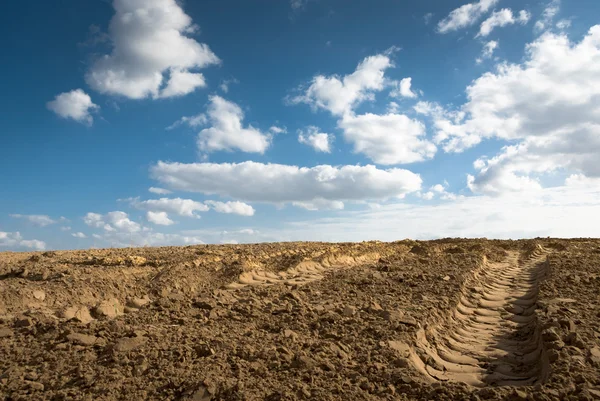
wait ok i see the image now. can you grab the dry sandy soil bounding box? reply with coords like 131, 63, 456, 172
1, 239, 599, 400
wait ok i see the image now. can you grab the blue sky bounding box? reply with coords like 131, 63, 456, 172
1, 0, 600, 251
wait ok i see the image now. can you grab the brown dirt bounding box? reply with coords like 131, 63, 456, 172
0, 239, 599, 400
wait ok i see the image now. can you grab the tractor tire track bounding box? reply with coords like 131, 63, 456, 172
408, 246, 550, 387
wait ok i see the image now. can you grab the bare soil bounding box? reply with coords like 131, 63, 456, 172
0, 239, 599, 400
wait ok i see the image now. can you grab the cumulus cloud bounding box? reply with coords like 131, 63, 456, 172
149, 187, 172, 195
338, 112, 436, 165
297, 126, 333, 153
150, 161, 422, 210
146, 211, 175, 225
196, 96, 271, 154
290, 52, 394, 116
85, 0, 220, 99
476, 40, 499, 63
46, 89, 99, 125
10, 214, 57, 227
477, 9, 530, 37
158, 69, 206, 98
205, 201, 255, 216
390, 77, 417, 98
437, 0, 499, 34
130, 197, 209, 218
0, 231, 46, 250
433, 26, 600, 195
84, 211, 141, 233
71, 232, 87, 238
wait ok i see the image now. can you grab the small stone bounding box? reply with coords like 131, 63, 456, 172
63, 306, 94, 324
127, 296, 151, 309
67, 333, 97, 346
283, 329, 299, 341
113, 336, 147, 352
93, 298, 124, 319
398, 316, 418, 327
343, 305, 356, 317
0, 328, 13, 338
25, 381, 44, 391
565, 332, 586, 349
291, 354, 315, 370
381, 310, 404, 322
442, 275, 451, 281
588, 346, 600, 368
542, 327, 561, 342
32, 290, 46, 301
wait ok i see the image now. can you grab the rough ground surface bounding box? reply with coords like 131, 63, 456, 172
0, 239, 599, 400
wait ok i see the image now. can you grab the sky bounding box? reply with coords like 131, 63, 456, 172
1, 0, 600, 251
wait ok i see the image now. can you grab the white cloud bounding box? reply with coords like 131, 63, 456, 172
219, 78, 238, 93
146, 211, 175, 225
0, 231, 46, 250
149, 187, 172, 195
60, 226, 72, 231
291, 52, 394, 116
297, 126, 333, 153
47, 89, 99, 125
519, 11, 532, 24
72, 232, 87, 238
292, 199, 345, 211
130, 197, 209, 218
166, 113, 207, 130
93, 230, 204, 248
476, 40, 499, 63
271, 184, 600, 241
338, 112, 436, 165
387, 102, 401, 113
197, 96, 271, 154
205, 200, 255, 216
437, 0, 499, 34
535, 0, 560, 33
390, 77, 417, 98
477, 9, 530, 37
19, 240, 47, 250
85, 0, 220, 99
434, 26, 600, 195
10, 214, 57, 227
84, 211, 141, 233
556, 19, 571, 30
269, 126, 287, 134
150, 161, 423, 210
158, 69, 206, 98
